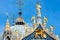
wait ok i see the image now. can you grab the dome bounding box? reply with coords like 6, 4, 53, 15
16, 16, 24, 23
16, 12, 25, 25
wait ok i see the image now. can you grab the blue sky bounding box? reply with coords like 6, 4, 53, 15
0, 0, 60, 37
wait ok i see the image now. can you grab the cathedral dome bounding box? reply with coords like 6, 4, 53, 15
16, 12, 25, 25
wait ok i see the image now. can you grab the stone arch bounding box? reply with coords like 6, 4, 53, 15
6, 36, 10, 40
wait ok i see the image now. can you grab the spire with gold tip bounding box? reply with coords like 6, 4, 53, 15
5, 12, 10, 31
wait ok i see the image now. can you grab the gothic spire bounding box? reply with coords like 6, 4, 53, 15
5, 12, 10, 31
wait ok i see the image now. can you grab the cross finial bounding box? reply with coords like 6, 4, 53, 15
20, 0, 22, 8
16, 0, 24, 12
37, 2, 40, 5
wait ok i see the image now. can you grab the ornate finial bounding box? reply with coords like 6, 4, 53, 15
16, 0, 24, 12
16, 0, 24, 17
31, 16, 36, 25
50, 25, 54, 32
19, 12, 22, 16
43, 16, 48, 26
44, 16, 48, 21
50, 25, 54, 35
50, 25, 54, 33
31, 16, 36, 29
19, 0, 22, 11
36, 2, 41, 12
6, 12, 8, 19
36, 2, 42, 25
46, 28, 49, 33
